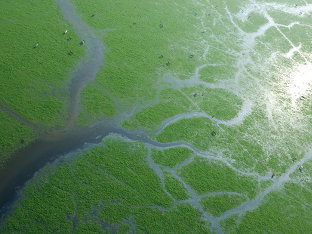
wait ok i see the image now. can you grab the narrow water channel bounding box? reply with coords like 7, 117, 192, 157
1, 0, 106, 217
0, 0, 263, 222
57, 0, 105, 127
2, 1, 310, 233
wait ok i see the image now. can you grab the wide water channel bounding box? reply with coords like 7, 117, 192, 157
3, 1, 310, 233
0, 0, 218, 217
0, 0, 139, 218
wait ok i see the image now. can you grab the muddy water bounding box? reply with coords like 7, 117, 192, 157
0, 0, 106, 217
3, 0, 309, 232
56, 0, 105, 127
0, 117, 220, 218
0, 17, 254, 227
0, 123, 141, 216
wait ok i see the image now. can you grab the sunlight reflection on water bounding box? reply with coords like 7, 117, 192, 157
287, 62, 312, 106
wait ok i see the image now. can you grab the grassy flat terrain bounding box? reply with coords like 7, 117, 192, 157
0, 0, 85, 124
200, 194, 247, 216
181, 86, 243, 120
0, 110, 35, 167
1, 0, 312, 233
73, 0, 223, 124
122, 88, 195, 130
151, 147, 194, 168
79, 83, 116, 125
0, 0, 85, 165
179, 157, 257, 198
0, 138, 210, 233
164, 174, 190, 200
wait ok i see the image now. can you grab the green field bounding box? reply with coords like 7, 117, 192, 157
0, 138, 210, 233
200, 194, 247, 217
0, 110, 35, 167
1, 0, 312, 233
151, 147, 194, 168
0, 0, 85, 166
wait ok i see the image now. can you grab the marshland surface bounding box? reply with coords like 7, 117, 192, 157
1, 0, 312, 233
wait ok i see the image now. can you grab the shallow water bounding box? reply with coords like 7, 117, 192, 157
57, 0, 105, 126
0, 0, 107, 217
1, 0, 312, 233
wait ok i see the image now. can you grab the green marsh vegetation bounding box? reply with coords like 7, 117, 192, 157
0, 0, 85, 165
155, 116, 266, 173
2, 0, 312, 232
0, 138, 210, 233
155, 117, 224, 149
200, 194, 247, 216
72, 0, 241, 123
155, 99, 310, 176
0, 0, 85, 124
179, 157, 258, 198
235, 183, 312, 233
219, 214, 240, 233
0, 110, 35, 167
79, 83, 117, 125
235, 12, 269, 33
151, 147, 193, 168
122, 89, 196, 130
181, 85, 243, 120
199, 65, 237, 83
164, 174, 190, 201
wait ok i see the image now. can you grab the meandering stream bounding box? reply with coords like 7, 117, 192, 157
1, 0, 311, 233
0, 0, 248, 216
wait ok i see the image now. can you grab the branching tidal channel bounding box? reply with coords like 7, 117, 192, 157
1, 0, 312, 233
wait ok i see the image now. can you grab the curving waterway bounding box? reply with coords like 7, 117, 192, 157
0, 0, 107, 218
57, 0, 105, 127
0, 9, 240, 229
1, 0, 311, 233
0, 0, 243, 217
